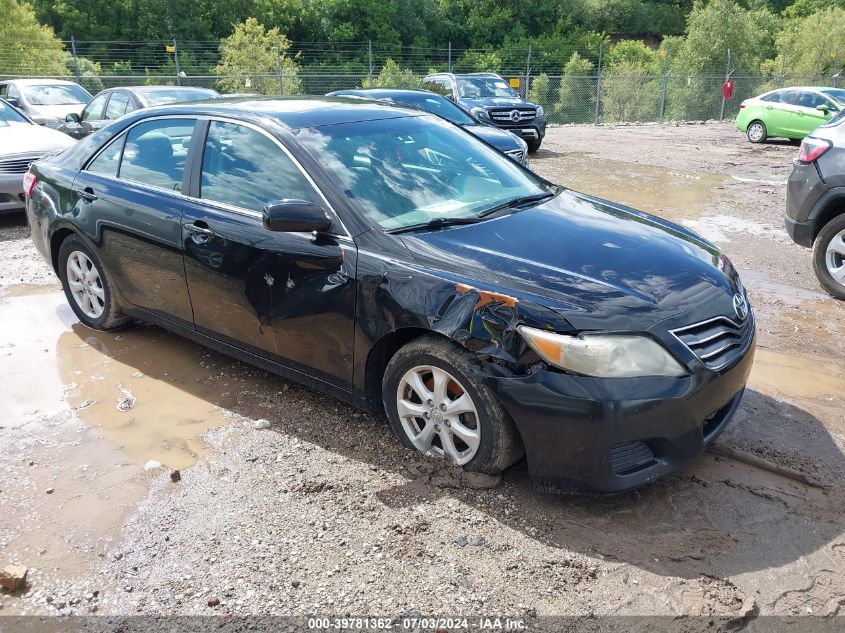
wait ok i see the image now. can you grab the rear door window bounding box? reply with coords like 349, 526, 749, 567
119, 118, 196, 191
199, 120, 317, 213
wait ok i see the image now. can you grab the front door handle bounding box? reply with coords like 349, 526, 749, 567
185, 221, 216, 244
76, 187, 97, 202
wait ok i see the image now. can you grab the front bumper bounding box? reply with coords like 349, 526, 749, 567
0, 172, 25, 214
490, 120, 546, 143
488, 331, 756, 494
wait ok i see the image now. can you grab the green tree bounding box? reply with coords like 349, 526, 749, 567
528, 72, 552, 112
602, 61, 659, 122
64, 53, 104, 92
213, 18, 301, 96
762, 8, 845, 79
556, 52, 595, 123
0, 0, 65, 75
362, 58, 419, 88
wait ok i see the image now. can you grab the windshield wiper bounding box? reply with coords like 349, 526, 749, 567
477, 191, 555, 218
386, 216, 483, 235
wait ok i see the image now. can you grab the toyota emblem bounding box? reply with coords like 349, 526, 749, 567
510, 110, 521, 122
732, 293, 748, 321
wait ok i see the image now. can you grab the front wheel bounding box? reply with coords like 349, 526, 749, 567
746, 120, 767, 144
58, 234, 130, 330
527, 139, 542, 153
382, 335, 524, 474
812, 214, 845, 300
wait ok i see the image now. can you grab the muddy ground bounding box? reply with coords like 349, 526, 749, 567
1, 122, 844, 626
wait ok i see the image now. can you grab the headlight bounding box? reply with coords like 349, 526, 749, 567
518, 326, 687, 378
470, 107, 490, 121
535, 105, 544, 118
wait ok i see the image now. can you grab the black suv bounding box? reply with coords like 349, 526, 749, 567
786, 108, 845, 298
421, 72, 546, 152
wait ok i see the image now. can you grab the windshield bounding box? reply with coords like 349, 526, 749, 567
23, 84, 91, 105
821, 89, 845, 106
295, 114, 545, 230
384, 93, 476, 125
457, 77, 517, 99
0, 99, 30, 126
140, 89, 217, 106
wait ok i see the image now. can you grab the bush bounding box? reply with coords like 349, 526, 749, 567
362, 58, 420, 89
601, 61, 659, 123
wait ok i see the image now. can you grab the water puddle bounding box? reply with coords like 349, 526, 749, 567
535, 152, 727, 222
750, 348, 845, 404
680, 215, 787, 244
0, 288, 236, 469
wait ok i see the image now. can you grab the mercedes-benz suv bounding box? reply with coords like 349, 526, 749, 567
421, 72, 546, 152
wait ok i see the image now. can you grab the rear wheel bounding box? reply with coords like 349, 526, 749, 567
382, 335, 523, 474
746, 120, 767, 143
813, 214, 845, 300
58, 235, 130, 330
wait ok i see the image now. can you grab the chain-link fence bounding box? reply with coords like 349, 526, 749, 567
1, 39, 842, 125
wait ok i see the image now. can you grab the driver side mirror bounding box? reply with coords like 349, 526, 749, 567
65, 112, 81, 123
816, 104, 830, 114
263, 199, 332, 233
6, 97, 19, 108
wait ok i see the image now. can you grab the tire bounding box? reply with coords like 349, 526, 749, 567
382, 334, 524, 474
812, 213, 845, 300
58, 234, 130, 330
526, 139, 542, 153
746, 120, 767, 144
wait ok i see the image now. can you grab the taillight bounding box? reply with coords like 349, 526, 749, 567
23, 171, 37, 196
797, 137, 832, 164
739, 102, 746, 109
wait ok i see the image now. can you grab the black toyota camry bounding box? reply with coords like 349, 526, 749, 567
25, 97, 755, 493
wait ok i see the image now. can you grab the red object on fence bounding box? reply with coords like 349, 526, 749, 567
722, 79, 735, 99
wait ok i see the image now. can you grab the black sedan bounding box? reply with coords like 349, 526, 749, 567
327, 88, 529, 166
25, 97, 755, 493
58, 85, 219, 139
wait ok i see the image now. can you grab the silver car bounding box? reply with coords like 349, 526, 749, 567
0, 79, 91, 128
0, 98, 75, 214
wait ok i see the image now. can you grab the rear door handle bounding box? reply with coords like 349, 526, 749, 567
76, 187, 97, 202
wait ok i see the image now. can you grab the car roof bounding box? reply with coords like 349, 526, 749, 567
124, 96, 426, 129
105, 85, 218, 94
770, 86, 839, 92
426, 72, 501, 78
329, 88, 440, 99
0, 78, 83, 86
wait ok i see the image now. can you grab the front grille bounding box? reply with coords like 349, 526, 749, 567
504, 148, 525, 162
0, 155, 41, 174
610, 441, 655, 475
489, 108, 536, 123
671, 313, 753, 371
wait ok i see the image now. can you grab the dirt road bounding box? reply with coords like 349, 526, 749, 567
1, 122, 843, 625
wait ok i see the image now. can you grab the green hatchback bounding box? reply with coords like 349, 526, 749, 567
736, 87, 845, 143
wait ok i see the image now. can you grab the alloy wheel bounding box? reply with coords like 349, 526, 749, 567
66, 250, 105, 319
748, 122, 764, 142
395, 365, 481, 465
825, 229, 845, 288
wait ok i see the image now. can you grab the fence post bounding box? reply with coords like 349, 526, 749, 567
524, 44, 532, 98
594, 42, 602, 125
368, 40, 373, 83
173, 39, 181, 86
70, 35, 81, 83
276, 39, 284, 95
658, 49, 668, 122
779, 57, 786, 88
448, 42, 452, 72
719, 48, 731, 122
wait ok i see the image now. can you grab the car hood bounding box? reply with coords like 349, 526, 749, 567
400, 190, 740, 331
463, 124, 523, 151
0, 122, 74, 155
460, 96, 537, 110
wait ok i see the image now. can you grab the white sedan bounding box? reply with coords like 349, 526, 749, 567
0, 98, 74, 215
